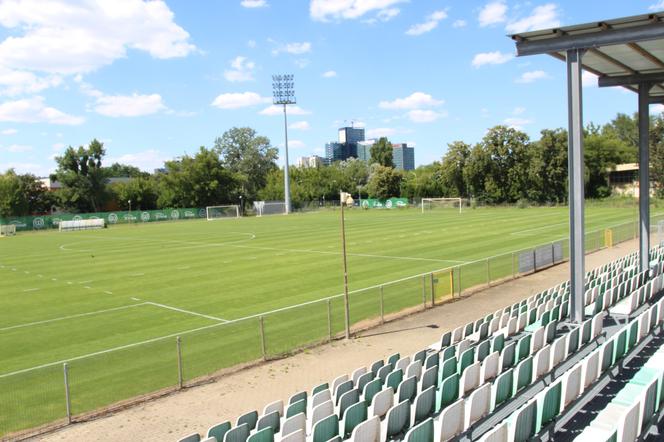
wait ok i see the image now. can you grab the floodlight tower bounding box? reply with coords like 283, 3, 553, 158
272, 74, 296, 214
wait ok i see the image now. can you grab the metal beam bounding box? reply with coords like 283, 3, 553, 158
515, 22, 664, 56
639, 83, 652, 272
650, 96, 664, 104
567, 48, 586, 325
598, 72, 664, 87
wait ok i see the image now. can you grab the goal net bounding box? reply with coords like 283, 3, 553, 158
206, 205, 240, 221
0, 224, 16, 237
253, 201, 286, 217
421, 198, 466, 214
59, 218, 105, 231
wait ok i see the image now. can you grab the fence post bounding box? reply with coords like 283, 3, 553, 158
379, 286, 385, 324
458, 266, 462, 297
176, 336, 183, 389
486, 258, 490, 287
63, 363, 72, 424
421, 275, 427, 310
512, 252, 516, 279
430, 273, 435, 307
327, 300, 333, 342
551, 242, 555, 263
259, 316, 267, 360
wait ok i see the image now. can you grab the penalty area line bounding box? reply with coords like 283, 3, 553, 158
144, 301, 229, 323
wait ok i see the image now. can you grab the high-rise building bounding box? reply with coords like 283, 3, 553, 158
392, 143, 415, 171
296, 155, 325, 168
338, 126, 365, 144
325, 126, 366, 163
356, 140, 374, 162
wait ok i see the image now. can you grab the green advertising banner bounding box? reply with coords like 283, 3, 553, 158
0, 208, 206, 231
360, 198, 409, 209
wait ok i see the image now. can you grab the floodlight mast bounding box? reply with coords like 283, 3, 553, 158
272, 74, 296, 214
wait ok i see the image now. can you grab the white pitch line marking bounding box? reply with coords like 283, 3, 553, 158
79, 280, 93, 284
104, 291, 113, 295
51, 278, 57, 281
67, 282, 73, 285
22, 288, 39, 293
129, 273, 144, 277
130, 297, 141, 301
145, 301, 228, 323
0, 303, 147, 333
24, 271, 30, 274
84, 286, 92, 289
12, 268, 16, 271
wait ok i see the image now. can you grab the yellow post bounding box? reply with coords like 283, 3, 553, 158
604, 228, 613, 248
449, 269, 454, 298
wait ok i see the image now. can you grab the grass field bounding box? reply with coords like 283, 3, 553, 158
0, 204, 656, 435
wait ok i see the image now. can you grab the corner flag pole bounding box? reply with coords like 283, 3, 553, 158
340, 194, 351, 339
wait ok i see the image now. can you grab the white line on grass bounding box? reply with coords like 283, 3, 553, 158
22, 288, 39, 292
104, 291, 114, 295
79, 280, 93, 284
0, 303, 147, 333
144, 301, 228, 323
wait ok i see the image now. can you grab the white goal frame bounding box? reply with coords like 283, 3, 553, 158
0, 224, 16, 237
206, 205, 240, 221
421, 197, 464, 214
253, 201, 286, 217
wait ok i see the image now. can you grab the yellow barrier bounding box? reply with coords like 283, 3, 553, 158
604, 228, 613, 248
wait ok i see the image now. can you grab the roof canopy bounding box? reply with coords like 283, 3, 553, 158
510, 12, 664, 103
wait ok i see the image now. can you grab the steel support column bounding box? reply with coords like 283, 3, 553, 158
567, 49, 586, 324
639, 83, 652, 272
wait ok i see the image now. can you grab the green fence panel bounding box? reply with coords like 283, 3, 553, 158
359, 198, 408, 209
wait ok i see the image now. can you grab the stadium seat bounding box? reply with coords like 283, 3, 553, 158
280, 429, 305, 442
403, 417, 433, 442
338, 389, 360, 419
381, 399, 410, 441
178, 433, 201, 442
465, 383, 491, 429
340, 401, 367, 438
311, 414, 339, 442
223, 424, 249, 442
363, 378, 382, 406
206, 421, 231, 442
397, 376, 417, 404
369, 387, 393, 418
350, 415, 380, 442
420, 366, 437, 392
437, 398, 464, 442
280, 413, 305, 439
247, 427, 273, 442
256, 410, 280, 434
236, 411, 258, 431
286, 399, 306, 418
309, 400, 334, 434
411, 385, 435, 425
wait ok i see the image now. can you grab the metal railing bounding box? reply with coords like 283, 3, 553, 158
1, 216, 662, 439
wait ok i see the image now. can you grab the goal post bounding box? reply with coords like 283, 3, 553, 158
253, 201, 286, 217
206, 205, 240, 221
421, 198, 465, 214
0, 224, 16, 237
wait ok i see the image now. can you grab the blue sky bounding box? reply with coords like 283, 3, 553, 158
0, 0, 663, 176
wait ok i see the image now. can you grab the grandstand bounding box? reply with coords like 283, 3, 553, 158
175, 245, 664, 442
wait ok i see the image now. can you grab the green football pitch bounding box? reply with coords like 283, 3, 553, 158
0, 205, 654, 435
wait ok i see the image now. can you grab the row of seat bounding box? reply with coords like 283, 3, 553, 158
177, 246, 664, 442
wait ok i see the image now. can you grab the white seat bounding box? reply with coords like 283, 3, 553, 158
309, 389, 331, 415
550, 334, 567, 368
280, 429, 304, 442
309, 400, 334, 434
263, 399, 284, 417
406, 361, 422, 381
332, 375, 349, 394
533, 345, 551, 380
280, 413, 305, 440
395, 357, 410, 373
591, 402, 640, 442
530, 326, 545, 354
369, 387, 394, 418
451, 326, 464, 344
480, 351, 499, 383
591, 313, 603, 340
350, 415, 380, 442
582, 351, 600, 391
352, 367, 367, 386
464, 383, 491, 429
460, 362, 480, 398
517, 313, 527, 332
437, 398, 465, 442
476, 421, 507, 442
562, 364, 582, 407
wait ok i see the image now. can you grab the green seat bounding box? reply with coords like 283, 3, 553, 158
357, 371, 375, 392
514, 357, 533, 394
581, 319, 592, 345
224, 424, 250, 442
289, 391, 307, 405
412, 386, 435, 425
404, 417, 434, 442
207, 421, 231, 442
378, 364, 393, 384
341, 401, 367, 437
567, 327, 579, 355
386, 369, 403, 393
237, 411, 258, 431
312, 414, 339, 442
413, 349, 427, 365
388, 353, 400, 367
464, 322, 474, 337
286, 399, 306, 418
510, 400, 537, 442
370, 360, 384, 376
335, 380, 353, 405
363, 378, 382, 405
458, 348, 475, 375
493, 369, 513, 409
425, 352, 439, 370
338, 388, 360, 419
436, 373, 459, 412
256, 410, 280, 434
439, 357, 457, 385
627, 320, 638, 350
613, 329, 627, 363
536, 381, 561, 431
398, 376, 417, 404
312, 383, 329, 396
384, 399, 410, 440
477, 340, 491, 362
515, 335, 531, 364
600, 340, 614, 373
492, 334, 504, 353
247, 427, 273, 442
502, 342, 516, 370
178, 433, 200, 442
442, 346, 456, 361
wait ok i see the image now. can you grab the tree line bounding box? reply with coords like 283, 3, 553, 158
1, 112, 663, 217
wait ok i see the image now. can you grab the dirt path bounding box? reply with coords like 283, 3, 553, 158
34, 240, 639, 442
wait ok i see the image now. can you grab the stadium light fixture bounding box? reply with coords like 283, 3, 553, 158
272, 74, 296, 214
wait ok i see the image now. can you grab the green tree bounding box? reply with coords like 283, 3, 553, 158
400, 164, 445, 199
651, 114, 664, 197
214, 127, 278, 200
0, 170, 54, 216
584, 132, 633, 198
52, 139, 108, 212
158, 147, 237, 208
103, 163, 148, 178
111, 177, 159, 210
527, 129, 568, 203
440, 141, 471, 197
369, 137, 394, 167
367, 165, 403, 199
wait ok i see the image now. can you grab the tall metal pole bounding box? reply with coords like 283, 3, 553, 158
340, 200, 351, 339
638, 83, 652, 272
283, 103, 291, 214
567, 48, 586, 324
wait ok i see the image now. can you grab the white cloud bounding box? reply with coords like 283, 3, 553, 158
289, 121, 310, 130
1, 128, 17, 135
406, 10, 448, 36
472, 51, 513, 68
0, 96, 83, 125
408, 109, 446, 123
0, 67, 62, 96
310, 0, 406, 22
211, 92, 270, 109
224, 56, 256, 82
0, 160, 50, 176
272, 42, 312, 56
652, 103, 664, 113
479, 1, 507, 27
650, 1, 664, 10
506, 4, 560, 34
0, 0, 196, 75
94, 93, 167, 117
4, 144, 32, 152
452, 19, 467, 28
512, 106, 526, 115
503, 117, 532, 129
247, 40, 257, 48
379, 92, 444, 110
259, 105, 311, 116
107, 149, 167, 172
376, 8, 400, 22
322, 70, 337, 78
515, 70, 549, 83
241, 0, 268, 8
582, 71, 598, 88
367, 127, 396, 138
